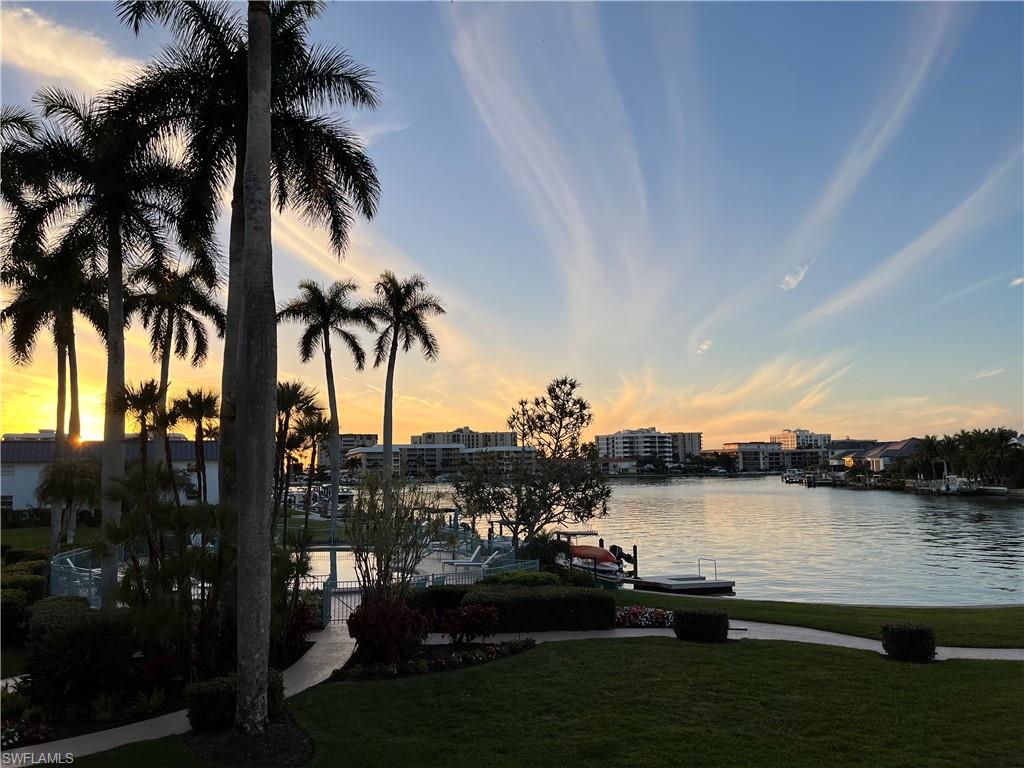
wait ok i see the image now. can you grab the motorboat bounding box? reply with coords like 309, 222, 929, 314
553, 530, 627, 587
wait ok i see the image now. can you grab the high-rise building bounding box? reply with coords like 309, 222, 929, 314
316, 434, 378, 468
410, 426, 515, 449
769, 429, 832, 450
668, 432, 702, 461
596, 428, 674, 461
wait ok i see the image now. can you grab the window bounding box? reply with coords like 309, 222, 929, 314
0, 496, 13, 512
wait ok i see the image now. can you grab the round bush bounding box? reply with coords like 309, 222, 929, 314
881, 623, 936, 663
673, 609, 729, 643
348, 600, 430, 664
0, 574, 45, 603
6, 559, 48, 577
406, 585, 473, 629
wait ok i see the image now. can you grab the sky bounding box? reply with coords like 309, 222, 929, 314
1, 1, 1022, 449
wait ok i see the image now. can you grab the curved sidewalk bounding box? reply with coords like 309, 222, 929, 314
2, 625, 355, 761
428, 621, 1024, 661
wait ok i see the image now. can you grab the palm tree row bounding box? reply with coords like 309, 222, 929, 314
915, 428, 1023, 485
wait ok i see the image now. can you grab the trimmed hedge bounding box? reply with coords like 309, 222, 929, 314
2, 547, 50, 566
407, 585, 474, 628
673, 609, 730, 643
479, 571, 559, 587
881, 623, 936, 663
26, 606, 137, 705
463, 586, 615, 632
1, 574, 45, 603
185, 670, 284, 730
27, 596, 91, 639
5, 559, 48, 577
1, 588, 28, 643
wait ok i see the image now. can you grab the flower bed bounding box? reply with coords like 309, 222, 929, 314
615, 605, 674, 628
329, 639, 536, 683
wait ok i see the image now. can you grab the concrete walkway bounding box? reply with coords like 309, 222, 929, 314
427, 621, 1024, 661
2, 624, 355, 761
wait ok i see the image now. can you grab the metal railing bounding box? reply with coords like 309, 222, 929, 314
697, 557, 718, 580
49, 547, 101, 608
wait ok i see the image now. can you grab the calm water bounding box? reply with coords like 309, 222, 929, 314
595, 477, 1024, 606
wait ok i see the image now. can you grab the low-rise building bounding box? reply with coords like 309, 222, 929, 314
410, 426, 516, 449
862, 438, 923, 472
769, 429, 832, 450
669, 432, 702, 461
345, 443, 534, 475
316, 433, 378, 468
721, 441, 830, 472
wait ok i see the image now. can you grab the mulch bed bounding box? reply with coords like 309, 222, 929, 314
184, 711, 313, 768
329, 639, 536, 682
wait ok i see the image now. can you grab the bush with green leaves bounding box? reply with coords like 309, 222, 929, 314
407, 585, 473, 629
5, 560, 48, 577
185, 671, 284, 730
26, 606, 138, 705
673, 609, 729, 643
559, 568, 597, 588
479, 570, 559, 587
1, 589, 28, 643
462, 585, 615, 632
881, 623, 936, 663
27, 596, 91, 640
0, 574, 45, 603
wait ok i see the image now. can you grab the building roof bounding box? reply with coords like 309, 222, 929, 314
862, 438, 922, 460
0, 439, 219, 464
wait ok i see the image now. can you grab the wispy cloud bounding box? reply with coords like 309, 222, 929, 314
696, 339, 713, 355
792, 151, 1022, 328
0, 6, 140, 92
1011, 277, 1024, 287
777, 4, 961, 291
972, 368, 1005, 381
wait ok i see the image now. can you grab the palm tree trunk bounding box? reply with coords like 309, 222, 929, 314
54, 337, 67, 461
195, 425, 206, 504
235, 0, 275, 735
158, 317, 173, 426
67, 317, 81, 444
101, 220, 126, 602
323, 331, 341, 579
165, 428, 181, 508
382, 333, 399, 483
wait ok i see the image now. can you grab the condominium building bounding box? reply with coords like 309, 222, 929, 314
669, 432, 703, 461
596, 428, 674, 461
316, 434, 378, 468
769, 428, 832, 450
410, 426, 516, 449
345, 443, 534, 475
721, 441, 830, 472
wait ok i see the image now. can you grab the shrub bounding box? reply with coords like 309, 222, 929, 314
0, 574, 44, 603
1, 589, 28, 643
185, 670, 284, 730
559, 569, 597, 588
26, 607, 137, 705
442, 605, 499, 643
347, 600, 430, 664
616, 605, 674, 628
881, 623, 936, 663
5, 560, 48, 577
479, 571, 559, 587
26, 596, 90, 640
673, 609, 729, 643
3, 547, 50, 566
406, 585, 473, 628
463, 586, 615, 632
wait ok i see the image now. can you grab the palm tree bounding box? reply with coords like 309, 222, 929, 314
115, 0, 380, 514
277, 279, 371, 577
234, 0, 274, 735
4, 90, 214, 600
151, 402, 183, 506
0, 231, 107, 454
274, 380, 319, 520
133, 259, 226, 424
174, 389, 220, 505
36, 457, 100, 554
365, 272, 446, 484
110, 380, 163, 474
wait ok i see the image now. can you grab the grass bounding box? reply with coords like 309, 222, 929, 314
77, 638, 1024, 768
0, 525, 102, 551
616, 590, 1024, 648
1, 645, 27, 678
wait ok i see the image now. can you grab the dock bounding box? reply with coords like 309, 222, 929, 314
624, 574, 736, 594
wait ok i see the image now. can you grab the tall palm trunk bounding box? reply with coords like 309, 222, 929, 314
67, 317, 81, 444
322, 330, 341, 578
158, 318, 173, 423
219, 151, 246, 515
101, 220, 126, 602
381, 332, 399, 484
235, 0, 275, 735
289, 441, 318, 627
54, 337, 67, 461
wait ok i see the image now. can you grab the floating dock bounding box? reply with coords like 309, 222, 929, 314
625, 574, 736, 594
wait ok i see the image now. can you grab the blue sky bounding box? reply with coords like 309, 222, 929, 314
1, 2, 1022, 446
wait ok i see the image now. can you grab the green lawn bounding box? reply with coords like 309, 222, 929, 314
617, 590, 1024, 648
0, 526, 102, 552
77, 638, 1024, 768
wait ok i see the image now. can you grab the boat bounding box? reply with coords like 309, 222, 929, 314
553, 531, 626, 587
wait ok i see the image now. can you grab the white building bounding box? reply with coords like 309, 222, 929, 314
668, 432, 702, 460
769, 429, 832, 450
410, 426, 516, 449
0, 438, 220, 511
722, 442, 783, 472
596, 428, 674, 461
345, 443, 534, 475
316, 433, 378, 468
